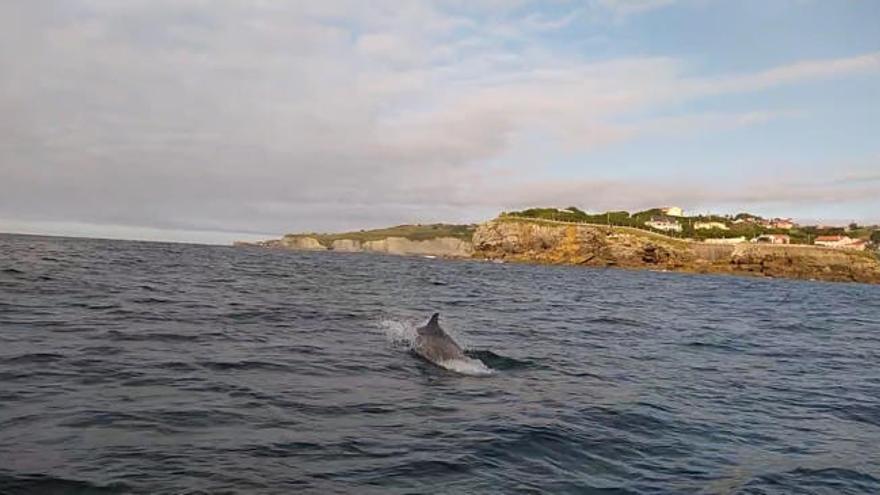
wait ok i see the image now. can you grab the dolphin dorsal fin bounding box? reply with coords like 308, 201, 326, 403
417, 313, 442, 337
428, 313, 440, 328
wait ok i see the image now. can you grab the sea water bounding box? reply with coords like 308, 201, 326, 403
1, 233, 879, 494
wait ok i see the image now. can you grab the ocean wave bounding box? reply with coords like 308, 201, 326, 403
197, 359, 293, 372
2, 352, 66, 364
0, 473, 131, 495
742, 467, 879, 493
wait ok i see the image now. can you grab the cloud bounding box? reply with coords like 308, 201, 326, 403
472, 167, 880, 217
690, 52, 880, 95
1, 1, 878, 238
521, 9, 583, 31
834, 173, 880, 184
595, 0, 679, 16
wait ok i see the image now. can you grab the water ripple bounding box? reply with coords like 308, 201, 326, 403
1, 233, 879, 494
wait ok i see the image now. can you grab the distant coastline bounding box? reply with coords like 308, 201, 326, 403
235, 208, 880, 285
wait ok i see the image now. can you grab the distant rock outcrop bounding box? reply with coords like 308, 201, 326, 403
472, 219, 691, 268
472, 219, 880, 284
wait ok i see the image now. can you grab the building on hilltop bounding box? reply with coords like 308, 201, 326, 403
850, 239, 868, 251
661, 206, 684, 217
815, 235, 848, 247
645, 217, 682, 232
756, 218, 796, 229
694, 221, 729, 231
815, 235, 866, 250
771, 218, 795, 229
753, 234, 790, 244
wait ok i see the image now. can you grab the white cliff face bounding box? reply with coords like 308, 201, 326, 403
280, 236, 325, 250
330, 239, 362, 252
264, 235, 472, 257
327, 237, 472, 257
363, 237, 473, 257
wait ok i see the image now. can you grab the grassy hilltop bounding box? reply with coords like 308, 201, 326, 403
285, 223, 476, 248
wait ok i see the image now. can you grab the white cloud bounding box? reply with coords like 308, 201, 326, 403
468, 165, 880, 216
596, 0, 679, 15
1, 1, 878, 238
691, 52, 880, 95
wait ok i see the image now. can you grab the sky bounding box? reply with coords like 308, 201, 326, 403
1, 0, 878, 244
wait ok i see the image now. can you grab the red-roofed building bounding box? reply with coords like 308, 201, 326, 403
814, 235, 866, 250
848, 240, 868, 251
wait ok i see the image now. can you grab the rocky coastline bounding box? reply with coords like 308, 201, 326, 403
237, 218, 880, 285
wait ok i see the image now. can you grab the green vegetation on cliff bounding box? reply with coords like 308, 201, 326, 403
502, 207, 879, 246
285, 223, 476, 248
501, 207, 745, 240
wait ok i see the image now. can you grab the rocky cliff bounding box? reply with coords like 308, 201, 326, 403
247, 235, 472, 258
472, 219, 880, 284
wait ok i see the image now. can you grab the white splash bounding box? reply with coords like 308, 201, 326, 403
378, 317, 494, 376
379, 318, 419, 349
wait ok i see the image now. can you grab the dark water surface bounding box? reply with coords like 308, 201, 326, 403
2, 233, 879, 494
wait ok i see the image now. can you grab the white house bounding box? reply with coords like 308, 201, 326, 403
753, 234, 790, 245
645, 218, 682, 232
661, 206, 684, 217
694, 221, 729, 231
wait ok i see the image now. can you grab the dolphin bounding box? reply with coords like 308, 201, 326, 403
413, 313, 468, 365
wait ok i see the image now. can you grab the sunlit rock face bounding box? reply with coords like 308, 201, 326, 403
472, 219, 880, 284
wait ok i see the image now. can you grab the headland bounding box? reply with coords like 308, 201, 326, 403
235, 208, 880, 285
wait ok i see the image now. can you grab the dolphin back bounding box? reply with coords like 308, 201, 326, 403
414, 313, 466, 363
